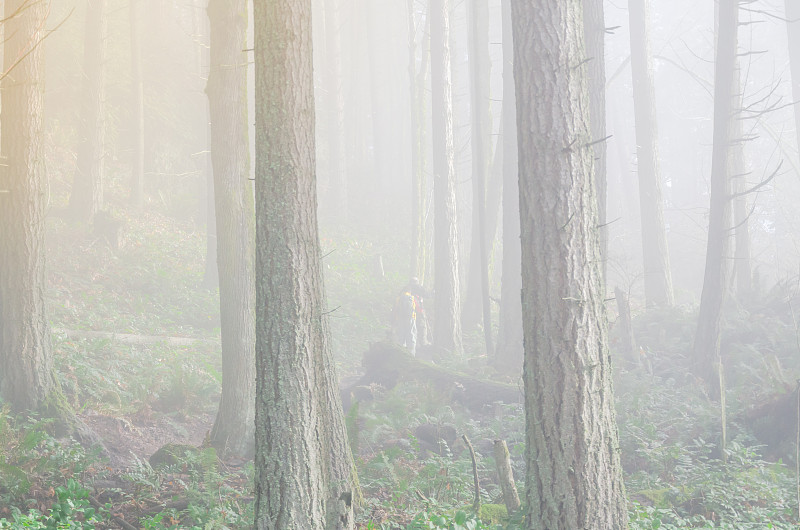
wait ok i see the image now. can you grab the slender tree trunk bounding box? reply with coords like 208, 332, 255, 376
253, 1, 356, 527
462, 0, 489, 327
495, 0, 522, 372
325, 0, 347, 223
0, 0, 58, 412
462, 0, 493, 354
583, 0, 607, 282
786, 0, 800, 164
409, 0, 430, 279
511, 0, 628, 526
68, 0, 107, 220
206, 0, 255, 458
693, 0, 739, 400
430, 0, 462, 356
628, 0, 674, 307
200, 2, 218, 290
731, 66, 751, 297
129, 0, 145, 207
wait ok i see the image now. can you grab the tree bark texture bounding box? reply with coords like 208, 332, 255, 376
430, 0, 462, 356
495, 0, 522, 372
493, 439, 521, 514
0, 0, 58, 412
206, 0, 255, 458
511, 1, 628, 527
129, 0, 145, 207
628, 0, 674, 307
68, 0, 107, 220
582, 0, 607, 282
253, 1, 355, 527
693, 0, 739, 400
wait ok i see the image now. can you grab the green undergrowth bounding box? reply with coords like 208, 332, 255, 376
0, 405, 254, 528
354, 381, 524, 527
53, 334, 220, 416
46, 210, 220, 338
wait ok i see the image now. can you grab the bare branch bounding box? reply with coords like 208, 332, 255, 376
729, 161, 783, 200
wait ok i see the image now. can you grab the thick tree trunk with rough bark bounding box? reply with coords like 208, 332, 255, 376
694, 0, 739, 400
629, 0, 674, 307
68, 0, 107, 220
511, 0, 628, 527
253, 1, 356, 528
206, 0, 255, 458
495, 0, 522, 372
430, 0, 462, 356
0, 0, 58, 412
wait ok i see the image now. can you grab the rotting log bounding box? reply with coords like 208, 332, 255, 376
493, 439, 521, 514
53, 328, 214, 346
341, 342, 522, 411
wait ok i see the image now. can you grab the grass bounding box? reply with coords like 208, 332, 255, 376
1, 173, 797, 528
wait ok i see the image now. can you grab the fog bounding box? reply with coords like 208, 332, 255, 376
2, 0, 800, 527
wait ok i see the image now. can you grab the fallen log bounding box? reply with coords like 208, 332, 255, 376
341, 342, 522, 411
53, 328, 215, 347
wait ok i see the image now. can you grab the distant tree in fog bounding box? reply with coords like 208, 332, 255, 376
693, 0, 739, 400
129, 0, 145, 208
324, 0, 347, 223
408, 0, 430, 279
628, 0, 674, 307
462, 0, 493, 358
0, 0, 60, 413
430, 0, 462, 356
786, 0, 800, 160
252, 0, 356, 527
495, 0, 522, 372
68, 0, 107, 221
512, 0, 628, 525
584, 0, 608, 282
206, 0, 255, 458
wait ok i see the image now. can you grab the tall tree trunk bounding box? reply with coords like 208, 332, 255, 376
628, 0, 674, 307
511, 0, 628, 527
253, 1, 356, 528
464, 0, 493, 355
68, 0, 107, 221
462, 0, 489, 327
200, 1, 218, 290
731, 65, 751, 297
495, 0, 522, 372
408, 0, 430, 279
583, 0, 607, 283
693, 0, 739, 400
325, 0, 347, 223
786, 0, 800, 166
0, 0, 58, 412
430, 0, 462, 356
129, 0, 145, 207
206, 0, 255, 458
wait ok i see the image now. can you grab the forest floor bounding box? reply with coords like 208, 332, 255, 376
4, 181, 800, 528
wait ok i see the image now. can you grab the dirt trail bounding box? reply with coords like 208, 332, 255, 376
80, 409, 214, 470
